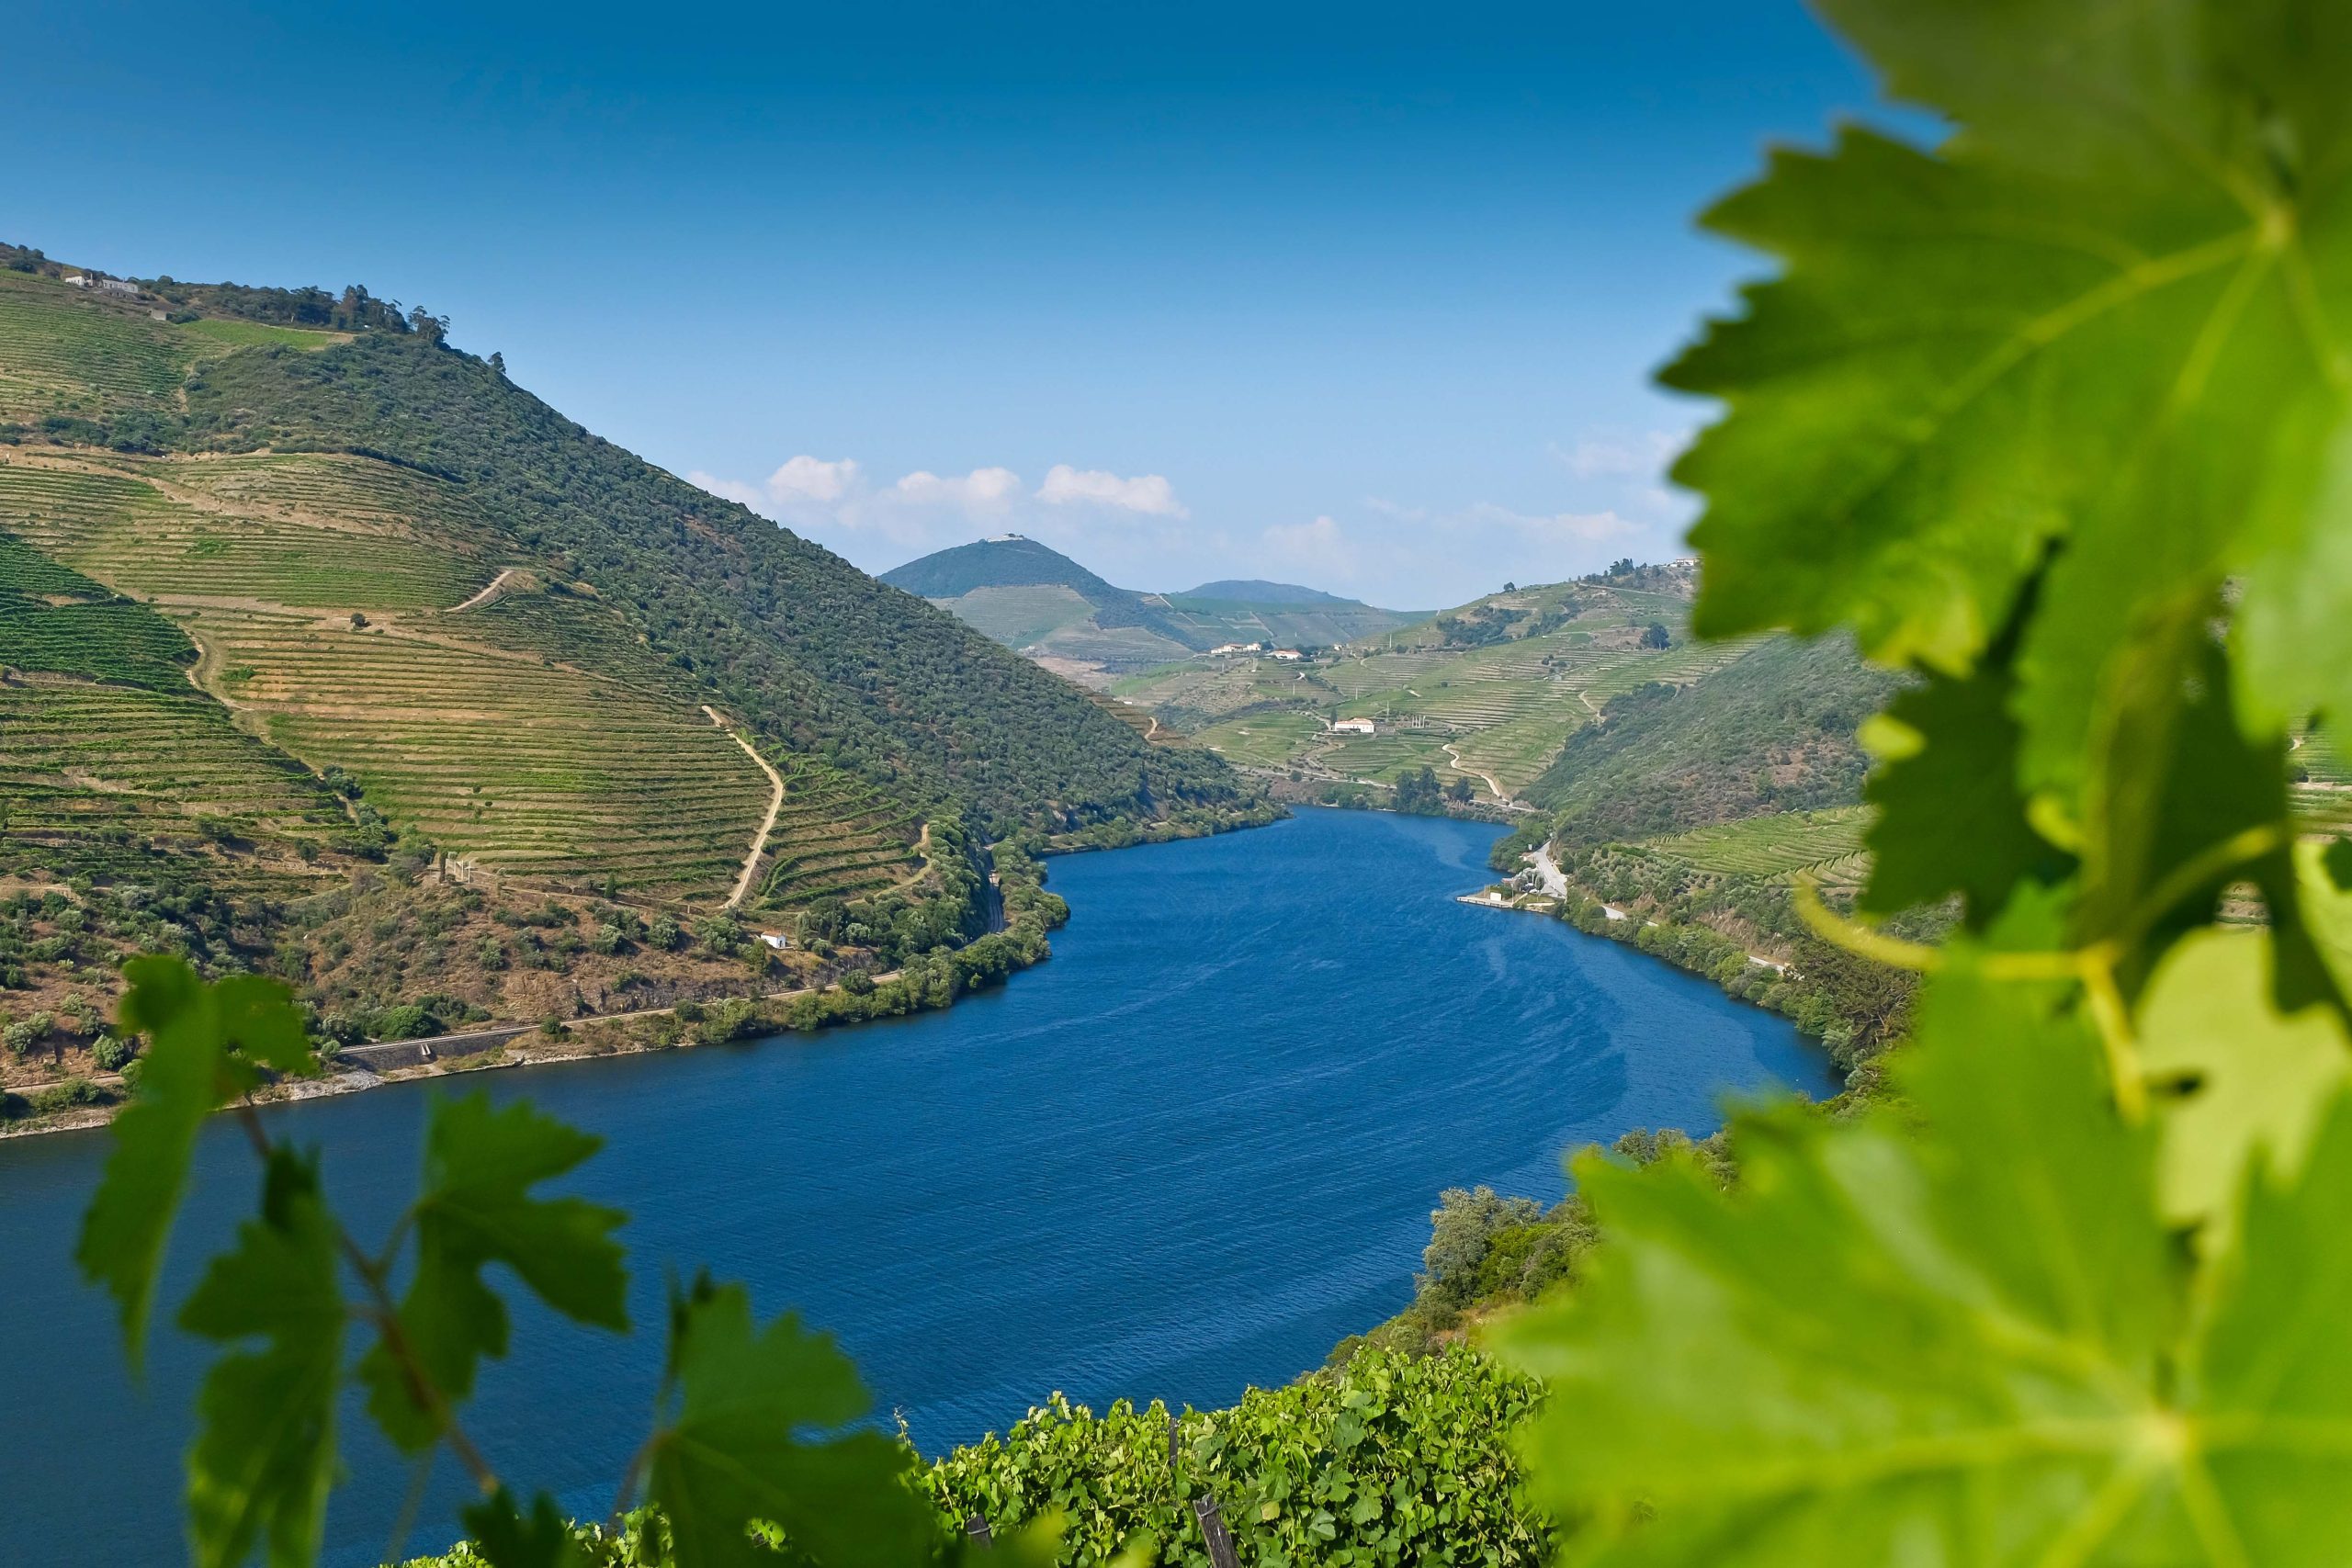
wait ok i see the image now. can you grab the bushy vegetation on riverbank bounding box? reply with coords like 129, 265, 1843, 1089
401, 1346, 1544, 1568
926, 1347, 1543, 1566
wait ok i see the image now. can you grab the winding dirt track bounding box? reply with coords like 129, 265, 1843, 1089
705, 706, 786, 909
1442, 741, 1510, 803
444, 566, 520, 614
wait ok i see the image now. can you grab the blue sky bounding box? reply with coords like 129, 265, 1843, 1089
18, 1, 1890, 608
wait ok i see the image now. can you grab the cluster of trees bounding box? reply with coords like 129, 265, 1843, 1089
0, 242, 432, 334
791, 818, 991, 964
775, 837, 1066, 1034
1429, 604, 1530, 649
146, 277, 423, 334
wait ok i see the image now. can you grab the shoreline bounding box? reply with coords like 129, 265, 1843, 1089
1455, 848, 1854, 1093
0, 967, 922, 1142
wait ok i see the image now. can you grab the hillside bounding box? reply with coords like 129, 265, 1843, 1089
1113, 560, 1781, 806
885, 535, 1419, 681
0, 251, 1258, 1090
1182, 578, 1350, 605
1524, 632, 1902, 844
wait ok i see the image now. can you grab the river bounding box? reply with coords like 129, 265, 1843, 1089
0, 809, 1830, 1565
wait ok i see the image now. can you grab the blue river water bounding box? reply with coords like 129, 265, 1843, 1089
0, 809, 1829, 1565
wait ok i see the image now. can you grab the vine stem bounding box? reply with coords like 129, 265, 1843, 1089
1794, 882, 2153, 1116
232, 1100, 503, 1495
2076, 946, 2146, 1123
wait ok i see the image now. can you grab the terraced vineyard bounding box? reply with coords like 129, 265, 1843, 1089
0, 543, 348, 884
2297, 727, 2349, 788
0, 269, 350, 428
0, 439, 887, 908
0, 455, 495, 608
0, 682, 347, 874
1191, 710, 1332, 768
184, 604, 771, 903
750, 753, 923, 908
1634, 806, 1873, 886
0, 271, 195, 421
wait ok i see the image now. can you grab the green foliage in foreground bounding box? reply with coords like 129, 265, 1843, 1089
1486, 0, 2352, 1562
73, 956, 978, 1568
928, 1348, 1542, 1567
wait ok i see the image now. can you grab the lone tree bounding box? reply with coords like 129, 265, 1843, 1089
1641, 620, 1670, 649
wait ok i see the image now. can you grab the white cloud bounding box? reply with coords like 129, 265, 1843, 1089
891, 466, 1023, 512
1036, 464, 1189, 518
766, 455, 861, 503
1551, 427, 1690, 481
1261, 514, 1356, 579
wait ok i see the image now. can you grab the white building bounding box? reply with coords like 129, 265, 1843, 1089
1330, 717, 1375, 735
97, 278, 139, 297
1270, 648, 1304, 661
62, 274, 87, 288
1208, 643, 1249, 656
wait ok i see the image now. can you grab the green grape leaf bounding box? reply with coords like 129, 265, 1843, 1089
1494, 949, 2188, 1562
1499, 918, 2352, 1563
360, 1094, 627, 1450
2197, 1089, 2352, 1558
644, 1279, 934, 1568
1668, 0, 2352, 819
77, 957, 314, 1361
178, 1146, 345, 1568
459, 1488, 586, 1568
1859, 595, 2072, 923
2076, 627, 2334, 1009
2300, 839, 2352, 999
2140, 929, 2352, 1237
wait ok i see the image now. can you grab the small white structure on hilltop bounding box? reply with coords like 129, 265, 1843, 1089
62, 274, 87, 288
984, 532, 1027, 543
1208, 642, 1249, 656
758, 931, 793, 951
1270, 648, 1304, 661
1330, 716, 1375, 735
97, 278, 139, 297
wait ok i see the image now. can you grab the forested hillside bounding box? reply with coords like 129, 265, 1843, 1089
0, 255, 1256, 1096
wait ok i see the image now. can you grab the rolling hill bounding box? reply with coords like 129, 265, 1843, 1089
0, 245, 1258, 1087
1112, 561, 1894, 828
883, 535, 1420, 680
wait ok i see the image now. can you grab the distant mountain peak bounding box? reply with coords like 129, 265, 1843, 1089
1180, 578, 1350, 607
882, 538, 1420, 677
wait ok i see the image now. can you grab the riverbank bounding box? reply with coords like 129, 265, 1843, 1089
0, 838, 1077, 1141
1476, 836, 1927, 1085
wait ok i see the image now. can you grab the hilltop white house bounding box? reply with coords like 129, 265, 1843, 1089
1330, 716, 1376, 735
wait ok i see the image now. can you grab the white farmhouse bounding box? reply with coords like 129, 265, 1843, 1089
1330, 717, 1375, 735
1270, 648, 1304, 661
